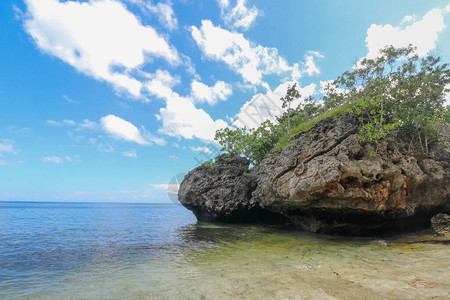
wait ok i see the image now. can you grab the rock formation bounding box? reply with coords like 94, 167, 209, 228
178, 114, 450, 235
431, 214, 450, 236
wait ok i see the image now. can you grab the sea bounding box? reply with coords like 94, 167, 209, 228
0, 201, 449, 299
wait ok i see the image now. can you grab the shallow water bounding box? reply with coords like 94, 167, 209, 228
0, 202, 449, 299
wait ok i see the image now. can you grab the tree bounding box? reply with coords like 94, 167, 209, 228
214, 45, 450, 164
214, 120, 280, 165
280, 83, 301, 139
323, 45, 450, 153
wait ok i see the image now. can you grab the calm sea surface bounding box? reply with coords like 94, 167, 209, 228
0, 201, 449, 299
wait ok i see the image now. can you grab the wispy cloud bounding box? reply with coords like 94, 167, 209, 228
126, 0, 178, 31
122, 149, 137, 158
43, 155, 79, 164
62, 94, 79, 104
46, 119, 76, 126
218, 0, 260, 30
190, 146, 212, 154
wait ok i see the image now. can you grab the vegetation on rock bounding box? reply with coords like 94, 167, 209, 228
215, 45, 450, 164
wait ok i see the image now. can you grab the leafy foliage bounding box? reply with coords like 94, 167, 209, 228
215, 45, 450, 164
214, 120, 280, 165
324, 45, 450, 150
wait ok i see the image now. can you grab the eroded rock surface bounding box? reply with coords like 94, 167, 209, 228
431, 214, 450, 236
178, 114, 450, 235
178, 154, 284, 222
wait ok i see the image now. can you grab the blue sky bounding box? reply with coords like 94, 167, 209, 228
1, 0, 450, 203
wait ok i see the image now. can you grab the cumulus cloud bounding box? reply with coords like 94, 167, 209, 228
218, 0, 259, 30
23, 0, 179, 97
233, 81, 317, 128
145, 71, 229, 141
145, 69, 180, 99
191, 20, 322, 87
191, 20, 290, 86
190, 80, 232, 105
100, 114, 164, 145
157, 92, 229, 140
364, 7, 448, 59
303, 51, 324, 76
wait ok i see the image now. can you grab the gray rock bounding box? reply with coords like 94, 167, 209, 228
178, 154, 283, 222
178, 114, 450, 235
431, 214, 450, 236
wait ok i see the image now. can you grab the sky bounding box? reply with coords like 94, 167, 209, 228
1, 0, 450, 203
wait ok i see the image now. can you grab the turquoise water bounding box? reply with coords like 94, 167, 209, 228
1, 202, 449, 299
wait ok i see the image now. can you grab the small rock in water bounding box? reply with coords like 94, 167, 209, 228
431, 214, 450, 236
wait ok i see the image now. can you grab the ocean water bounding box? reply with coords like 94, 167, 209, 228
0, 201, 449, 299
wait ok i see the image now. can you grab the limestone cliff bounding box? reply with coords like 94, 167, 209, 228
178, 114, 450, 235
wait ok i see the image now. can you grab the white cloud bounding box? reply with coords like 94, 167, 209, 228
46, 119, 76, 126
365, 7, 448, 59
400, 15, 414, 25
62, 94, 79, 104
79, 119, 98, 130
233, 81, 317, 128
169, 154, 179, 159
63, 119, 76, 126
0, 140, 21, 166
191, 20, 322, 87
46, 120, 59, 126
24, 0, 179, 97
144, 70, 229, 141
218, 0, 259, 30
147, 2, 178, 31
191, 20, 292, 86
126, 0, 178, 30
191, 80, 232, 105
100, 114, 158, 145
0, 140, 19, 156
43, 156, 64, 164
190, 146, 212, 154
47, 118, 97, 130
145, 69, 180, 99
122, 149, 137, 158
43, 155, 77, 164
157, 93, 229, 140
98, 143, 115, 153
303, 51, 324, 76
